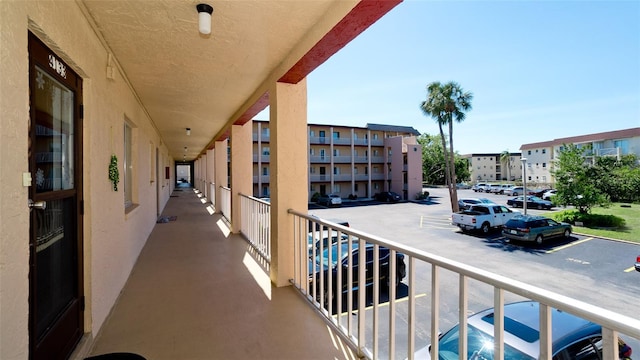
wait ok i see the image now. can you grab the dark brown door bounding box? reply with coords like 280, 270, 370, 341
28, 33, 84, 360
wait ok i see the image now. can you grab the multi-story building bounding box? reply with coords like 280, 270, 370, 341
520, 127, 640, 187
463, 152, 523, 183
252, 120, 423, 201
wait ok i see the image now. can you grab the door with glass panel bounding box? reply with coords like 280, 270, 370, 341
28, 33, 84, 360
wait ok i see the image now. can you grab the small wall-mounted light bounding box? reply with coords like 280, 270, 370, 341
184, 146, 188, 152
196, 3, 214, 35
186, 127, 191, 136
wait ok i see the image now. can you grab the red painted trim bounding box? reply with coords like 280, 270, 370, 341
217, 0, 401, 144
279, 0, 402, 84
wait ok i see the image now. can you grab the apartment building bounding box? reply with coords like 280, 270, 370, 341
252, 120, 423, 201
520, 127, 640, 187
463, 152, 523, 183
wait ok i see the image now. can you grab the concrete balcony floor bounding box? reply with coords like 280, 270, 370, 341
87, 186, 356, 360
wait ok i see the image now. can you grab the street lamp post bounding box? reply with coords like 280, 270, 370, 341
521, 158, 527, 215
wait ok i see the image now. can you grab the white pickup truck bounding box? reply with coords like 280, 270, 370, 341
451, 204, 520, 234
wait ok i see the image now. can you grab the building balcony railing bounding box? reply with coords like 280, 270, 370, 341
253, 155, 270, 163
332, 156, 352, 163
253, 175, 270, 183
309, 136, 328, 144
309, 156, 330, 163
370, 156, 385, 163
370, 173, 385, 181
332, 174, 351, 181
309, 174, 329, 182
353, 156, 369, 163
252, 133, 270, 142
286, 210, 640, 360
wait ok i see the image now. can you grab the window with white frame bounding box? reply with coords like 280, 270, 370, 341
124, 119, 135, 209
332, 184, 340, 193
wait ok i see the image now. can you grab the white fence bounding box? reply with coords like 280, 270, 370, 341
219, 186, 231, 223
239, 194, 271, 262
288, 209, 640, 360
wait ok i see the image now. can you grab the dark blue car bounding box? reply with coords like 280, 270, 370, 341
309, 241, 406, 305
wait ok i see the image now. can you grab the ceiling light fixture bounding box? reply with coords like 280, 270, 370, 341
196, 4, 214, 35
186, 127, 191, 136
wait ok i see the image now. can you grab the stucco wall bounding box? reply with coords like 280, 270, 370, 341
0, 2, 173, 358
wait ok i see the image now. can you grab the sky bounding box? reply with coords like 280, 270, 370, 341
255, 0, 640, 154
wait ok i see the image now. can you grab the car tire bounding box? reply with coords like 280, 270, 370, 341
563, 229, 571, 238
513, 192, 519, 196
480, 222, 490, 234
537, 204, 543, 210
535, 234, 544, 245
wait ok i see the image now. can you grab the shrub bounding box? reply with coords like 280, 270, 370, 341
415, 191, 430, 200
552, 210, 625, 228
310, 192, 320, 202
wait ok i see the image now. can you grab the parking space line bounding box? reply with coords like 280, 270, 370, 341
624, 266, 636, 273
342, 292, 427, 315
545, 237, 593, 254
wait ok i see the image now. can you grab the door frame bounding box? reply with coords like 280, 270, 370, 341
28, 32, 85, 360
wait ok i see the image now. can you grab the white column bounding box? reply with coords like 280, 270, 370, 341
270, 79, 308, 287
231, 122, 252, 233
214, 139, 228, 212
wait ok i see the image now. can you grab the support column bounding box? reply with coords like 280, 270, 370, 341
206, 149, 215, 205
270, 79, 307, 287
200, 154, 207, 199
214, 139, 228, 212
231, 122, 252, 233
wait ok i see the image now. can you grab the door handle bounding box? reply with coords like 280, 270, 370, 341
28, 199, 47, 211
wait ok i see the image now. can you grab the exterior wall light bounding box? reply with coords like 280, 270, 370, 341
196, 4, 214, 35
186, 128, 191, 136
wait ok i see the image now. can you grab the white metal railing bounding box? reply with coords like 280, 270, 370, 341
239, 194, 271, 262
209, 182, 215, 207
287, 210, 640, 360
219, 186, 232, 223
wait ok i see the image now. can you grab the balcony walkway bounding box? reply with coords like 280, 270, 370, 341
87, 186, 357, 360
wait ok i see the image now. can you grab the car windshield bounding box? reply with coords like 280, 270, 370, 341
437, 324, 535, 360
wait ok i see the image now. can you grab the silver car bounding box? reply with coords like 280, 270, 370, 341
413, 301, 632, 359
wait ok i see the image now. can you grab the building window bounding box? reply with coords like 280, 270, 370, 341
309, 130, 315, 137
332, 184, 340, 193
334, 167, 340, 175
333, 149, 339, 156
365, 166, 368, 175
527, 150, 531, 155
262, 147, 270, 156
354, 167, 358, 174
310, 185, 315, 192
373, 133, 378, 140
333, 131, 340, 139
354, 184, 359, 191
320, 149, 326, 159
374, 183, 379, 190
262, 185, 269, 197
262, 167, 268, 176
542, 149, 546, 154
309, 148, 315, 156
124, 120, 135, 208
310, 167, 316, 174
262, 127, 269, 136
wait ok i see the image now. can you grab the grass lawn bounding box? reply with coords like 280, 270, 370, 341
554, 203, 640, 243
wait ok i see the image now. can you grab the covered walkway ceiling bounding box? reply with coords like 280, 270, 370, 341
78, 0, 401, 161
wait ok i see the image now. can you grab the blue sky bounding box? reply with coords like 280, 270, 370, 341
256, 0, 640, 154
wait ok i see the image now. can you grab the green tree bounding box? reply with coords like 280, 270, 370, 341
551, 144, 609, 213
588, 154, 640, 203
500, 150, 512, 181
417, 133, 470, 185
419, 81, 473, 212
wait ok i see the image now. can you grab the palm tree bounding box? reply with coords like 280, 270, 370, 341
420, 81, 473, 212
500, 150, 512, 181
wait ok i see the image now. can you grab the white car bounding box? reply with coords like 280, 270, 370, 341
317, 194, 342, 207
542, 189, 557, 200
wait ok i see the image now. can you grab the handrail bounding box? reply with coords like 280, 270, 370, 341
219, 186, 231, 223
239, 193, 271, 262
288, 208, 640, 360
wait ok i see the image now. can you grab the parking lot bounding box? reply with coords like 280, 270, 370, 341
308, 187, 640, 358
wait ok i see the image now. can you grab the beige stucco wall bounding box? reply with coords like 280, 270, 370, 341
0, 2, 173, 358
